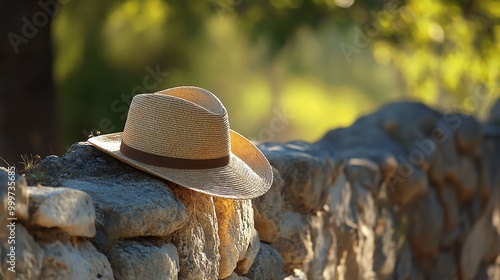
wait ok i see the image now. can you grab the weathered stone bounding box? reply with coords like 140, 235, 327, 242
408, 187, 443, 261
429, 250, 457, 280
387, 162, 428, 209
9, 101, 499, 280
0, 167, 29, 222
27, 186, 95, 237
272, 211, 313, 273
27, 142, 188, 239
285, 269, 308, 280
171, 187, 220, 280
39, 240, 113, 280
61, 179, 187, 239
455, 156, 478, 202
0, 224, 44, 280
375, 102, 444, 172
306, 211, 336, 280
352, 183, 377, 279
325, 172, 359, 280
394, 242, 423, 280
460, 197, 500, 280
27, 142, 135, 185
438, 185, 460, 234
333, 228, 359, 280
435, 119, 460, 182
344, 158, 381, 192
109, 241, 179, 280
236, 228, 261, 275
259, 141, 339, 213
221, 272, 250, 280
325, 172, 358, 229
252, 167, 283, 243
214, 197, 254, 279
427, 146, 445, 188
373, 208, 397, 279
246, 242, 285, 280
375, 101, 441, 133
478, 256, 500, 280
453, 114, 482, 156
477, 154, 491, 204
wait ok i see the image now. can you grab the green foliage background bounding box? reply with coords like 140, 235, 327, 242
53, 0, 500, 147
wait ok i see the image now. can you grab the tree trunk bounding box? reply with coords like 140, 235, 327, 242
0, 0, 60, 167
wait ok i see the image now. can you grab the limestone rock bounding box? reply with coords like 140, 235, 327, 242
460, 199, 500, 280
171, 187, 220, 280
0, 167, 29, 222
374, 102, 441, 169
236, 228, 261, 275
246, 242, 285, 280
61, 179, 187, 239
39, 240, 113, 280
435, 119, 460, 182
252, 167, 283, 243
27, 186, 95, 237
272, 211, 313, 273
352, 183, 377, 279
387, 163, 428, 209
426, 146, 445, 188
456, 156, 478, 202
221, 272, 250, 280
453, 114, 482, 156
394, 242, 424, 280
438, 185, 460, 234
259, 141, 339, 213
373, 208, 397, 279
27, 142, 187, 239
408, 187, 443, 261
479, 256, 500, 280
326, 172, 359, 280
0, 224, 44, 280
307, 210, 336, 280
109, 241, 179, 280
429, 250, 457, 280
344, 158, 381, 192
325, 172, 358, 230
285, 269, 308, 280
214, 197, 254, 279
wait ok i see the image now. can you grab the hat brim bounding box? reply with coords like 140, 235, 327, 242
88, 130, 273, 199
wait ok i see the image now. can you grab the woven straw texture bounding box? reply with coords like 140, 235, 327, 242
88, 86, 273, 199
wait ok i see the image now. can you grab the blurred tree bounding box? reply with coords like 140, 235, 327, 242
0, 0, 60, 166
369, 0, 500, 108
2, 0, 498, 156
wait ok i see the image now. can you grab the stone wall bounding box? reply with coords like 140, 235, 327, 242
1, 100, 500, 280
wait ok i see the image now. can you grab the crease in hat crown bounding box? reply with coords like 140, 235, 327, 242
122, 86, 231, 161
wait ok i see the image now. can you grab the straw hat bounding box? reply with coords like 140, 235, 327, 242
88, 86, 273, 199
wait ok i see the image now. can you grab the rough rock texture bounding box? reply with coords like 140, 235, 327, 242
39, 240, 113, 279
171, 187, 220, 280
0, 167, 29, 221
252, 167, 283, 243
61, 178, 187, 240
222, 272, 250, 280
1, 99, 498, 280
27, 186, 95, 237
214, 197, 254, 278
235, 228, 261, 275
108, 241, 179, 280
245, 242, 285, 280
0, 224, 44, 280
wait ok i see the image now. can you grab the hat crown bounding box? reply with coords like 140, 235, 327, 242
122, 86, 230, 160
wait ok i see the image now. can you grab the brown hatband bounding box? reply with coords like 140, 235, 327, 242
120, 141, 230, 169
